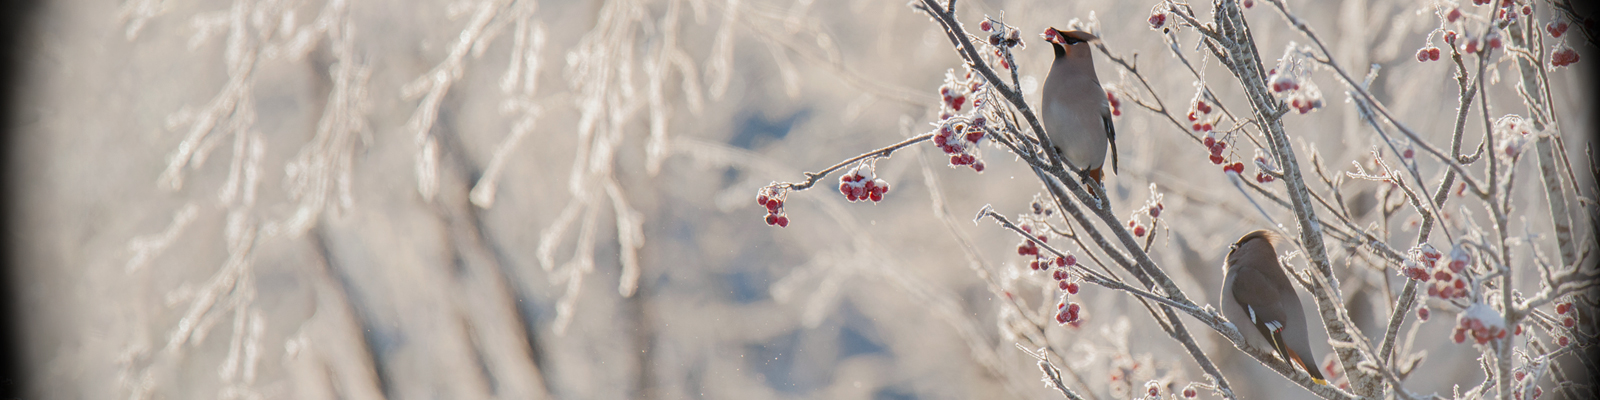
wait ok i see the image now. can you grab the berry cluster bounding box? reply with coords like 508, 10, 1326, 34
1495, 115, 1533, 160
756, 187, 790, 227
837, 164, 890, 203
1148, 11, 1167, 30
1547, 20, 1569, 38
1187, 97, 1217, 133
1056, 301, 1082, 325
933, 118, 988, 171
1551, 46, 1581, 67
1015, 222, 1069, 270
1408, 244, 1473, 300
1252, 148, 1278, 183
980, 18, 1024, 49
1268, 70, 1324, 114
1452, 303, 1507, 345
1458, 31, 1503, 55
938, 69, 982, 114
1556, 301, 1578, 327
1202, 134, 1228, 164
1124, 184, 1166, 238
1416, 46, 1442, 62
1402, 244, 1464, 300
1267, 45, 1325, 115
980, 18, 1024, 70
1181, 384, 1199, 398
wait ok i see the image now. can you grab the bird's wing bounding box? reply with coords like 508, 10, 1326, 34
1102, 112, 1118, 173
1230, 266, 1291, 359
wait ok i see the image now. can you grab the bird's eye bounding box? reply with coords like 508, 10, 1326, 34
1063, 37, 1083, 45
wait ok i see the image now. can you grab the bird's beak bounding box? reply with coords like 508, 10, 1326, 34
1040, 27, 1062, 44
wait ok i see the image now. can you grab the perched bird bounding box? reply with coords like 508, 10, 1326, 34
1040, 28, 1118, 186
1220, 230, 1330, 385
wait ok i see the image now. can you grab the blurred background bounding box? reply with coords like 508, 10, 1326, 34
7, 0, 1594, 398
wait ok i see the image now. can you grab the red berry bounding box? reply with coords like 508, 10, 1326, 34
1148, 383, 1160, 396
1066, 282, 1079, 294
1203, 136, 1216, 148
1209, 154, 1225, 164
1055, 256, 1067, 267
1149, 205, 1162, 218
1454, 278, 1466, 289
1059, 280, 1070, 291
775, 215, 788, 227
1403, 148, 1415, 158
1435, 270, 1453, 281
1031, 260, 1042, 270
1516, 371, 1526, 381
1549, 21, 1569, 38
972, 161, 986, 172
1133, 225, 1147, 237
1429, 48, 1441, 60
1448, 8, 1462, 22
1056, 309, 1071, 324
1418, 306, 1431, 321
1559, 336, 1570, 346
1488, 36, 1502, 49
1053, 269, 1066, 280
1445, 30, 1458, 44
980, 20, 992, 31
1453, 329, 1467, 343
1184, 387, 1198, 398
1149, 13, 1167, 29
1243, 0, 1254, 8
766, 214, 778, 225
1564, 317, 1576, 327
1521, 5, 1531, 15
1557, 302, 1571, 314
1064, 254, 1077, 266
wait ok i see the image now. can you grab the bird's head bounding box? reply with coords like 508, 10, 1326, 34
1225, 229, 1282, 271
1041, 28, 1098, 59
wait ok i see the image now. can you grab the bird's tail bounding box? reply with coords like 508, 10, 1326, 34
1284, 346, 1329, 385
1273, 330, 1330, 385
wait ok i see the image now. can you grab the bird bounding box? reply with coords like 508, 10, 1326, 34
1040, 28, 1118, 189
1220, 230, 1330, 385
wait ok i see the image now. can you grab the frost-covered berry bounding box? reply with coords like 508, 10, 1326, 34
1149, 13, 1167, 30
1548, 21, 1569, 38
